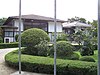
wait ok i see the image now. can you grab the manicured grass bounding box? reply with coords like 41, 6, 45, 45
5, 50, 97, 75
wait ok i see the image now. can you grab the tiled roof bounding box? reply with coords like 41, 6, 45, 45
4, 14, 66, 25
10, 14, 66, 22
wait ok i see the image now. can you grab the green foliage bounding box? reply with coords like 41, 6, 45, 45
73, 30, 85, 46
0, 18, 7, 25
21, 28, 50, 55
91, 20, 97, 37
0, 36, 3, 43
67, 52, 80, 60
72, 45, 82, 51
49, 41, 73, 57
74, 50, 98, 61
0, 27, 3, 36
57, 33, 67, 41
15, 34, 19, 42
80, 37, 94, 56
92, 50, 98, 61
5, 50, 97, 75
35, 40, 49, 56
79, 56, 95, 62
67, 16, 87, 23
21, 28, 50, 47
0, 42, 18, 49
80, 46, 94, 56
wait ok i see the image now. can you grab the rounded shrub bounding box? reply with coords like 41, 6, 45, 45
67, 52, 80, 60
21, 28, 50, 55
35, 40, 49, 56
79, 56, 95, 62
49, 41, 73, 57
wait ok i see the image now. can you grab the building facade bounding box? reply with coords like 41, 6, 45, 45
1, 14, 65, 43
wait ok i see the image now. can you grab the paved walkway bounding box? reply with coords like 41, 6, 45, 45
0, 48, 18, 75
0, 48, 50, 75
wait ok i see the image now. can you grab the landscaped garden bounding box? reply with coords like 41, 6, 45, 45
5, 50, 97, 75
4, 28, 98, 75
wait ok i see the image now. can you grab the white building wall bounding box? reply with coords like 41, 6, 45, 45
48, 22, 62, 32
14, 20, 24, 31
4, 37, 14, 43
4, 20, 24, 43
48, 22, 63, 42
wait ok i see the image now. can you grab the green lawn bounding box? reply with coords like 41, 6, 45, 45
5, 50, 97, 75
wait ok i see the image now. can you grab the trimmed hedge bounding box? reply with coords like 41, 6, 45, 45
49, 41, 73, 57
5, 50, 97, 75
21, 28, 50, 55
79, 56, 95, 62
21, 28, 50, 47
0, 42, 18, 49
67, 52, 80, 60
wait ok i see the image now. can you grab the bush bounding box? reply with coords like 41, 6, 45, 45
0, 36, 3, 43
72, 45, 82, 51
5, 50, 97, 75
0, 42, 18, 49
35, 40, 49, 56
79, 56, 95, 62
80, 46, 94, 56
57, 33, 67, 41
49, 41, 73, 57
15, 34, 19, 42
21, 28, 50, 55
67, 52, 80, 60
80, 39, 94, 56
72, 45, 97, 51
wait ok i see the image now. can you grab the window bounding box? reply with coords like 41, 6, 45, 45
5, 31, 13, 37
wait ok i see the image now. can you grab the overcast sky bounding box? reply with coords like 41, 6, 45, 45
0, 0, 97, 22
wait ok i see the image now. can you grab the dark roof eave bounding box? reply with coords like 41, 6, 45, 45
3, 14, 67, 25
11, 17, 66, 23
0, 26, 18, 29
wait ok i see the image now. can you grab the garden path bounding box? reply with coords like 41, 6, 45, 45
0, 48, 18, 75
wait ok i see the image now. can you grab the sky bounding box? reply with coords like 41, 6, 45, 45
0, 0, 98, 22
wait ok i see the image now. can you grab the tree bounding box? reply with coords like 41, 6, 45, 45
67, 16, 87, 23
0, 18, 7, 25
91, 20, 97, 37
67, 17, 90, 44
73, 30, 84, 46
